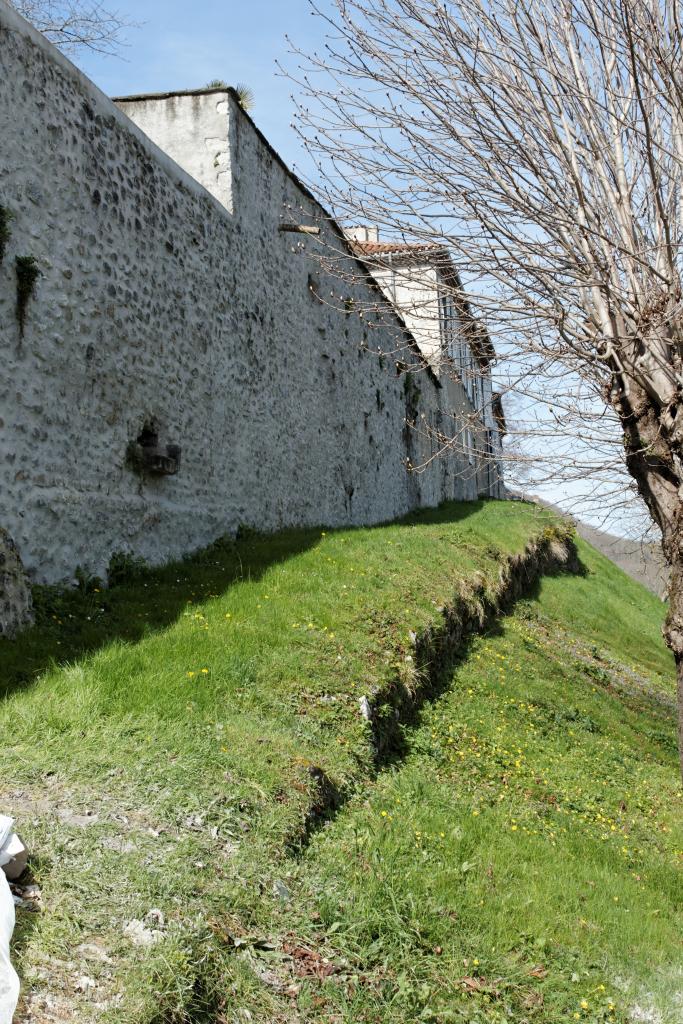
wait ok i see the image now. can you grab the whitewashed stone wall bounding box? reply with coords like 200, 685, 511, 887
0, 0, 489, 586
115, 89, 235, 213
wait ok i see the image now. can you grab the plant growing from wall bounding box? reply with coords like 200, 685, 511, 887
0, 206, 11, 265
233, 83, 254, 112
205, 80, 254, 111
403, 373, 422, 419
15, 256, 40, 336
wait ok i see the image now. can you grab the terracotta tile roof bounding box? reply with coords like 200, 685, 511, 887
351, 240, 442, 256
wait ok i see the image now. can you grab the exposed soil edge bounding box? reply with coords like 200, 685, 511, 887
292, 525, 579, 850
368, 525, 579, 762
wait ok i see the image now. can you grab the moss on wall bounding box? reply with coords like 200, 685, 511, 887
15, 255, 40, 336
0, 206, 10, 265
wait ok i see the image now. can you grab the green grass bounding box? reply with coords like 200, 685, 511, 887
0, 499, 558, 1023
245, 538, 681, 1024
536, 539, 671, 680
4, 506, 678, 1023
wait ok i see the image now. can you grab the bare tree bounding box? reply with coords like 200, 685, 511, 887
10, 0, 130, 55
288, 0, 683, 777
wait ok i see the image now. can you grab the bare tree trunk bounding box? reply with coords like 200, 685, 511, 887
612, 373, 683, 779
665, 557, 683, 785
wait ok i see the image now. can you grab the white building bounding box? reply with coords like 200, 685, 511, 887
347, 227, 505, 495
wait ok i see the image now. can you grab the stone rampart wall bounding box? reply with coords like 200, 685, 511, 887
0, 0, 484, 585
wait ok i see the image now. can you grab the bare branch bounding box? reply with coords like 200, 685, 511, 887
9, 0, 132, 55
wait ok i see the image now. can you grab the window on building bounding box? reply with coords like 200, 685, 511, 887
441, 294, 484, 410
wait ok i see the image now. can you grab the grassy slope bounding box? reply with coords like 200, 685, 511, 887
250, 538, 681, 1024
0, 500, 555, 1023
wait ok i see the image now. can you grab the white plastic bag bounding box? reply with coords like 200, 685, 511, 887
0, 817, 20, 1024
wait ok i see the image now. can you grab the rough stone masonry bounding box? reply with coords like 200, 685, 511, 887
0, 0, 500, 614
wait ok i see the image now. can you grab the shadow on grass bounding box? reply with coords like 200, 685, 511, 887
0, 500, 495, 703
0, 526, 321, 701
376, 551, 588, 770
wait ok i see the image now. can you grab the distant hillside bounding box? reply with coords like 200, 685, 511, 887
575, 521, 668, 599
523, 494, 668, 599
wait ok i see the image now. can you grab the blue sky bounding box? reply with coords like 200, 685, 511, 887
75, 0, 328, 174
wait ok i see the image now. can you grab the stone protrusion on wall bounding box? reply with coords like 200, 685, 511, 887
0, 527, 33, 638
